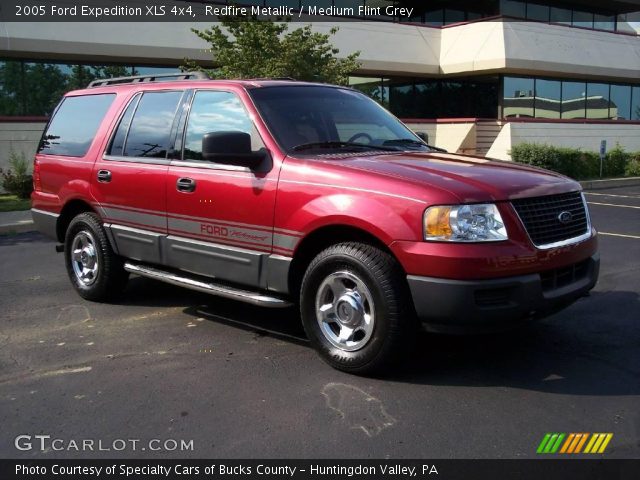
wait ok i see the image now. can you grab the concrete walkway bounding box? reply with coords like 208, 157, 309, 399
0, 210, 34, 235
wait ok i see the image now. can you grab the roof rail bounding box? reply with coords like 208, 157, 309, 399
87, 71, 209, 88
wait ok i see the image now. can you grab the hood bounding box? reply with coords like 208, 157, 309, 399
328, 151, 581, 203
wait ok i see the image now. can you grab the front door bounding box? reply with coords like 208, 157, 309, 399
165, 89, 279, 288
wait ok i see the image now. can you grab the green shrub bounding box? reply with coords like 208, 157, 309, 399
604, 146, 628, 178
625, 156, 640, 177
511, 143, 637, 180
0, 150, 33, 199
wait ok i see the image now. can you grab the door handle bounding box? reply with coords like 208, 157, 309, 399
97, 170, 112, 183
176, 177, 196, 193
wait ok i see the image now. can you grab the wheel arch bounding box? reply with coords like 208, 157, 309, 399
57, 199, 97, 243
288, 224, 404, 299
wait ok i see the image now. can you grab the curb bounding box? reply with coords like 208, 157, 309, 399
0, 220, 35, 236
580, 177, 640, 190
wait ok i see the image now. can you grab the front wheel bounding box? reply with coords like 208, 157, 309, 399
300, 242, 416, 375
64, 212, 128, 301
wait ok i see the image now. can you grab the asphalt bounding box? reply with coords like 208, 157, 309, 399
0, 187, 638, 460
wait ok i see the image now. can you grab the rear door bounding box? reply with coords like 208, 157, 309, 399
164, 89, 279, 288
91, 89, 184, 264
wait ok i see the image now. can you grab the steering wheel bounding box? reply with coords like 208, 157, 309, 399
347, 133, 374, 144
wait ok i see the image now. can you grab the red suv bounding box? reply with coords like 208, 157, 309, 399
32, 74, 599, 374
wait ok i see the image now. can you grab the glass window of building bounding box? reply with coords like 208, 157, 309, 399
414, 82, 441, 118
501, 0, 526, 18
572, 10, 594, 29
503, 77, 535, 118
550, 7, 572, 24
526, 3, 550, 22
534, 79, 561, 119
562, 81, 587, 119
444, 9, 466, 24
388, 81, 416, 118
632, 87, 640, 121
586, 83, 611, 119
593, 14, 616, 31
609, 85, 631, 120
349, 77, 385, 105
424, 9, 444, 26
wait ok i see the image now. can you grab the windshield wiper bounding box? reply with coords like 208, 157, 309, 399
383, 138, 447, 152
292, 141, 395, 152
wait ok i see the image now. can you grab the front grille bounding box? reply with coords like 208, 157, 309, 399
540, 260, 590, 292
511, 191, 589, 247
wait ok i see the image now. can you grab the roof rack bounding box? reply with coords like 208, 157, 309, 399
87, 71, 209, 88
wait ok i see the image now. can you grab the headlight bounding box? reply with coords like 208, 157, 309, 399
424, 204, 508, 242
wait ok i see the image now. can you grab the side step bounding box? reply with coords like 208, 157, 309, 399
124, 262, 292, 308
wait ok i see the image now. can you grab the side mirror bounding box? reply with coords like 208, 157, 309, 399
415, 131, 429, 143
202, 131, 266, 168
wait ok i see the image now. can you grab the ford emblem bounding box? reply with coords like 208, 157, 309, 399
558, 211, 573, 224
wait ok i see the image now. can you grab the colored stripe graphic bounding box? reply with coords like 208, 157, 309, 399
537, 433, 565, 454
574, 433, 589, 453
537, 434, 552, 454
540, 433, 613, 454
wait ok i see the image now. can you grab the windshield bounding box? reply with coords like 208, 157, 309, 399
248, 86, 433, 154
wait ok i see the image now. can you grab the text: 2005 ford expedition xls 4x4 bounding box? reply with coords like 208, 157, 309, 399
32, 74, 599, 374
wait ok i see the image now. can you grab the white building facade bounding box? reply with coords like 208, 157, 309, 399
1, 0, 640, 169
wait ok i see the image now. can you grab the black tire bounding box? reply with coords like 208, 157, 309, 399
64, 212, 128, 301
300, 242, 416, 375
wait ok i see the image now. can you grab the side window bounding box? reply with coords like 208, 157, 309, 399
38, 94, 115, 156
121, 91, 182, 158
108, 94, 140, 156
183, 90, 264, 161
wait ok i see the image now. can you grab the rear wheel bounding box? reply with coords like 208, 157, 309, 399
64, 212, 128, 301
300, 242, 416, 374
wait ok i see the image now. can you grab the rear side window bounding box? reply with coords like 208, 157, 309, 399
109, 93, 140, 156
118, 91, 182, 158
38, 94, 115, 156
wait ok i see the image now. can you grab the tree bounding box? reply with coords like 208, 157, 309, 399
67, 65, 131, 90
184, 17, 360, 85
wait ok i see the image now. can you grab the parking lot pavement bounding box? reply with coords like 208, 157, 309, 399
0, 187, 638, 460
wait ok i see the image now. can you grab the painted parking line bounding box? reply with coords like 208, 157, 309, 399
599, 232, 640, 240
588, 202, 640, 210
585, 192, 640, 199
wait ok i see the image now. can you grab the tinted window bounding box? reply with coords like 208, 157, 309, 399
610, 85, 631, 120
38, 94, 115, 156
183, 90, 263, 160
503, 77, 534, 118
550, 7, 572, 24
123, 91, 182, 158
586, 83, 610, 119
109, 94, 140, 156
501, 0, 526, 18
572, 11, 594, 28
632, 87, 640, 121
535, 79, 561, 119
526, 3, 549, 22
594, 14, 615, 31
562, 81, 587, 119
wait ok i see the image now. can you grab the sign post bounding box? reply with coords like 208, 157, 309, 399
599, 140, 607, 178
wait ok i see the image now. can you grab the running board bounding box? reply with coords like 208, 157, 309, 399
124, 262, 292, 308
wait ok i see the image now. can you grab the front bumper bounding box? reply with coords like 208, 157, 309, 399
408, 253, 599, 333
